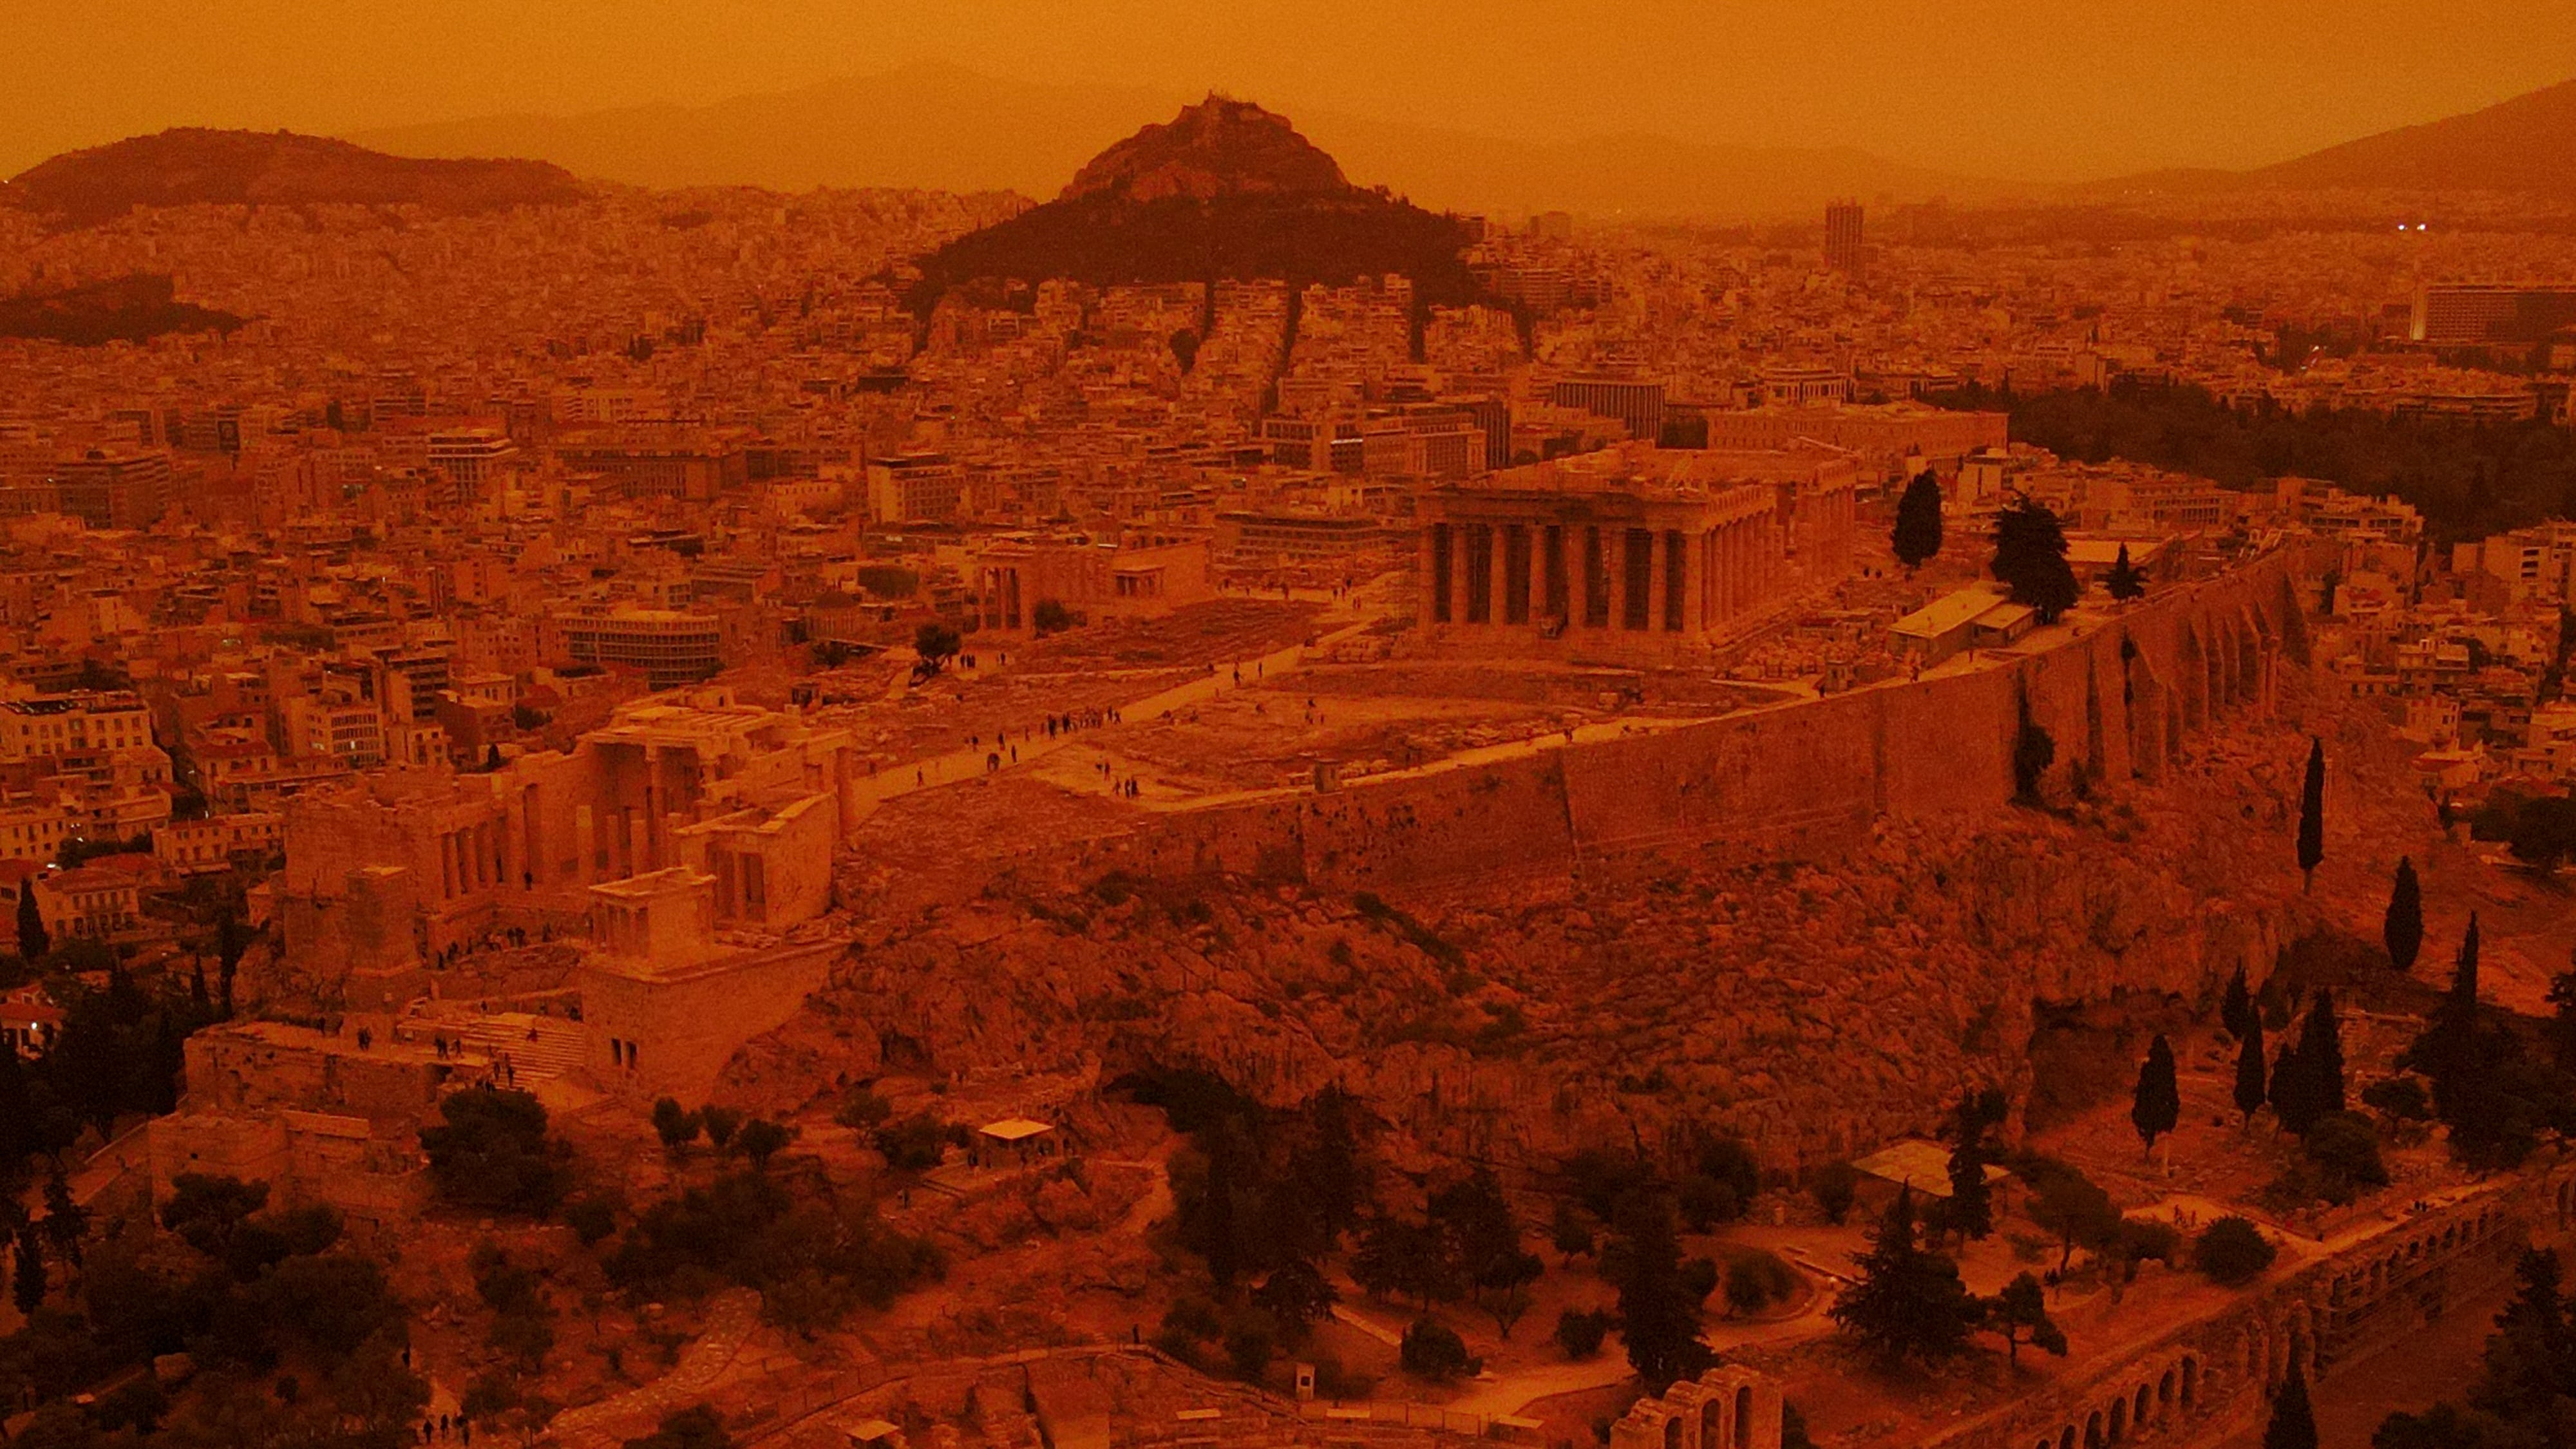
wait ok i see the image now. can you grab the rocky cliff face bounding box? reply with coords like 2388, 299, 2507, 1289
1060, 98, 1349, 203
732, 678, 2430, 1174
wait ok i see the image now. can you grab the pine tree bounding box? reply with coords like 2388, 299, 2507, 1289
2263, 1361, 2318, 1449
2105, 543, 2146, 601
2221, 964, 2255, 1042
1893, 469, 1944, 571
2383, 856, 2423, 973
2130, 1035, 2181, 1153
16, 882, 46, 965
1830, 1186, 1978, 1365
1985, 1271, 2067, 1366
2296, 737, 2325, 891
2233, 1016, 2268, 1125
1989, 495, 2080, 622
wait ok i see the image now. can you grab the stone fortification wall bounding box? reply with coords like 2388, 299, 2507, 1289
1077, 547, 2313, 898
1920, 1171, 2553, 1449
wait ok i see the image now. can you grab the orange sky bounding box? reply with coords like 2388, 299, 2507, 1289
8, 0, 2573, 182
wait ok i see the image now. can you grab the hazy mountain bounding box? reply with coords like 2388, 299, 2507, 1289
2247, 77, 2576, 194
352, 61, 2014, 219
353, 62, 1166, 200
910, 100, 1480, 307
2084, 77, 2576, 198
1, 128, 583, 225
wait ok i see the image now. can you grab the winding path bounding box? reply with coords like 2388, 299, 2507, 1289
545, 1288, 762, 1448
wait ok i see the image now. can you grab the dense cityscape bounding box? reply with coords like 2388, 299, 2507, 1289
4, 15, 2576, 1449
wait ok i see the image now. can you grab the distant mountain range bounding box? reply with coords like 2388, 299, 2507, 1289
0, 128, 583, 225
343, 62, 2576, 218
350, 61, 2014, 219
2092, 77, 2576, 198
909, 99, 1482, 308
12, 67, 2572, 228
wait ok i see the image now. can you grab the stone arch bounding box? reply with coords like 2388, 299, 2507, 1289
1732, 1387, 1752, 1449
2176, 625, 2209, 736
1698, 1394, 1723, 1449
2133, 1384, 2151, 1425
1663, 1414, 1681, 1449
2181, 1356, 2199, 1406
2085, 1410, 2105, 1449
2108, 1396, 2128, 1443
2059, 1428, 2076, 1449
2158, 1367, 2177, 1412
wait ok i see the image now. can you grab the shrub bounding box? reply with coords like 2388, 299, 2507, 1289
2362, 1075, 2430, 1121
1809, 1161, 1860, 1225
1399, 1318, 1478, 1381
833, 1086, 895, 1130
1553, 1307, 1610, 1360
871, 1113, 956, 1171
2193, 1217, 2277, 1286
1721, 1250, 1800, 1316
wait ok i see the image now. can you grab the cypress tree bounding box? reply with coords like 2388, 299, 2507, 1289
1893, 469, 1944, 571
2221, 964, 2254, 1041
2131, 1035, 2181, 1153
2296, 738, 2325, 891
2412, 914, 2485, 1121
1943, 1093, 1996, 1242
2383, 856, 2423, 973
2105, 543, 2146, 601
2263, 1362, 2318, 1449
2233, 1016, 2268, 1125
15, 882, 46, 965
2303, 990, 2345, 1117
2271, 1036, 2320, 1137
10, 1224, 43, 1316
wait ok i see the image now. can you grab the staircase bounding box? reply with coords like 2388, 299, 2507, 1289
404, 1006, 588, 1086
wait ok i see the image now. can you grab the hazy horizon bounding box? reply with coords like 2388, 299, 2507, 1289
10, 1, 2576, 185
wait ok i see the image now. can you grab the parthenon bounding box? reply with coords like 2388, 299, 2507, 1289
1416, 443, 1856, 659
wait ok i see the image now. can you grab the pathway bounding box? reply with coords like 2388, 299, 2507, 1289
545, 1287, 762, 1448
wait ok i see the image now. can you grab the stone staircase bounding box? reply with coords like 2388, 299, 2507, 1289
405, 1007, 589, 1086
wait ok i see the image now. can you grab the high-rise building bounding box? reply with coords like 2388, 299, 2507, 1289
1550, 377, 1667, 442
2409, 284, 2576, 345
50, 448, 172, 530
1824, 201, 1866, 274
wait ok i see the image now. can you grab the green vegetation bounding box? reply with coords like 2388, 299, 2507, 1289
1398, 1317, 1479, 1381
0, 275, 244, 346
419, 1086, 571, 1216
2383, 857, 2423, 973
1892, 468, 1944, 570
2193, 1217, 2278, 1285
603, 1170, 942, 1334
2376, 1248, 2576, 1447
1933, 378, 2576, 543
1989, 496, 2079, 622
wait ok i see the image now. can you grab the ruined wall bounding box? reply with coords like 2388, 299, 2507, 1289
580, 940, 842, 1106
1074, 545, 2318, 896
1922, 1175, 2543, 1449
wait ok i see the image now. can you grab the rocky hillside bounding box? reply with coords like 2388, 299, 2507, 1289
907, 99, 1481, 308
1061, 97, 1347, 202
3, 128, 583, 225
732, 679, 2436, 1178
